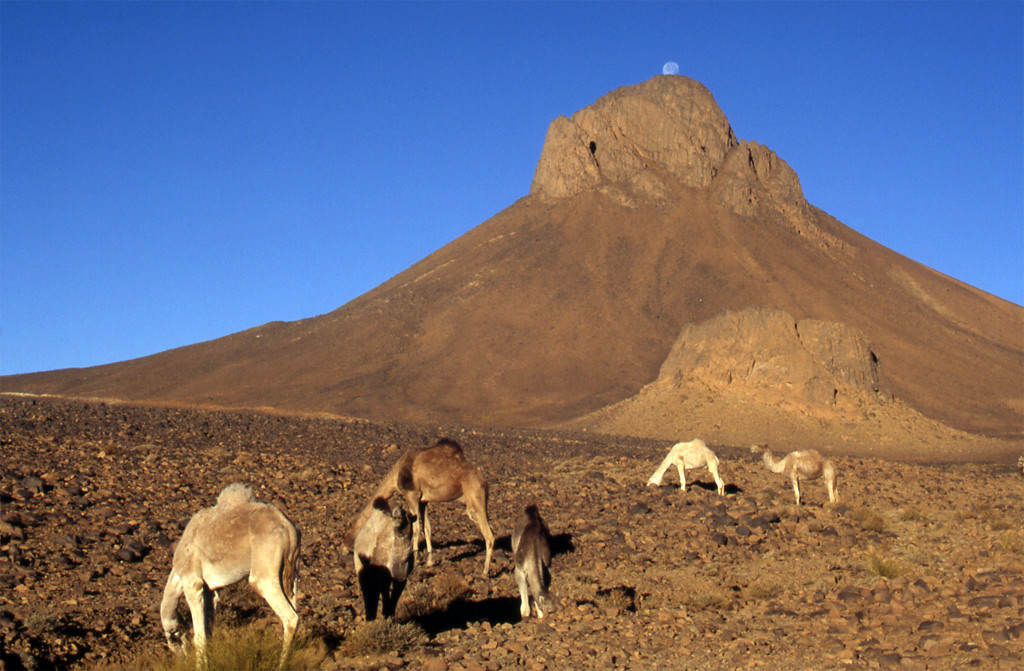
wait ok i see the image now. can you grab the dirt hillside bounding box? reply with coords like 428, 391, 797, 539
4, 76, 1022, 456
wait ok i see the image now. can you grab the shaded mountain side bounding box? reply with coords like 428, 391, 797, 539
4, 76, 1022, 446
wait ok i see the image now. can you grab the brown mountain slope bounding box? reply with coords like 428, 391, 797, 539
4, 76, 1022, 445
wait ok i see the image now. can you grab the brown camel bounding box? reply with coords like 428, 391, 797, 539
343, 438, 495, 576
160, 483, 300, 670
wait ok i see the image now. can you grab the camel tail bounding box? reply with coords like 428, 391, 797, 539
282, 524, 301, 606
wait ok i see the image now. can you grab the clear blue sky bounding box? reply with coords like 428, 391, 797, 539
2, 1, 1021, 376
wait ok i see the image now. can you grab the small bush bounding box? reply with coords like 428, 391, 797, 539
595, 585, 638, 612
95, 626, 326, 671
996, 531, 1024, 555
746, 575, 784, 600
980, 508, 1014, 531
865, 553, 904, 579
396, 573, 470, 620
339, 619, 427, 657
896, 507, 929, 524
851, 508, 887, 534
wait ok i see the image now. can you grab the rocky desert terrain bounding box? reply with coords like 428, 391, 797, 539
2, 394, 1022, 671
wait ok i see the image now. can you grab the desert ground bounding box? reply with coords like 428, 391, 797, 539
1, 394, 1022, 670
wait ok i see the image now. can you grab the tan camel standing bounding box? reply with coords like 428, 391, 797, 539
160, 483, 300, 670
512, 505, 556, 619
646, 438, 725, 495
750, 445, 838, 505
343, 438, 495, 576
353, 496, 415, 620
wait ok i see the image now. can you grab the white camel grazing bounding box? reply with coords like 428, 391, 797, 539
160, 483, 300, 670
750, 445, 837, 505
353, 496, 415, 621
647, 438, 725, 495
343, 438, 495, 576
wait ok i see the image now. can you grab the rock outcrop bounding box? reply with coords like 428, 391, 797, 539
530, 76, 737, 202
530, 76, 811, 226
658, 308, 890, 409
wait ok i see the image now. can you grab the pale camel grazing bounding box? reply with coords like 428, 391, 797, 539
512, 505, 557, 619
160, 483, 300, 670
750, 445, 837, 505
647, 438, 725, 495
353, 496, 415, 620
343, 438, 495, 576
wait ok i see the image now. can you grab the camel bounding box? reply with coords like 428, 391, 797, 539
353, 496, 415, 620
160, 483, 300, 670
646, 438, 725, 495
342, 438, 495, 576
750, 444, 837, 505
512, 505, 556, 619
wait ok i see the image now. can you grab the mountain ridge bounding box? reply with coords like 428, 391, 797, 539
5, 76, 1022, 453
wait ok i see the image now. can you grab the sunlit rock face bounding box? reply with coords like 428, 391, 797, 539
530, 75, 808, 223
531, 76, 737, 201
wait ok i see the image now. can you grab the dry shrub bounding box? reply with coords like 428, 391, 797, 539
896, 507, 929, 524
94, 626, 325, 671
865, 552, 905, 579
339, 619, 427, 657
395, 573, 470, 620
850, 508, 887, 534
980, 509, 1014, 531
680, 581, 730, 610
595, 585, 638, 612
996, 531, 1024, 556
746, 574, 784, 600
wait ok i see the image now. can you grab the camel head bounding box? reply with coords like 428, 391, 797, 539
536, 590, 559, 618
162, 617, 185, 654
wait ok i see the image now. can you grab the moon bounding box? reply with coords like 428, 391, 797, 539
662, 61, 680, 75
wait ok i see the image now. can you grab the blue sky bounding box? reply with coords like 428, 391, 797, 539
2, 1, 1021, 376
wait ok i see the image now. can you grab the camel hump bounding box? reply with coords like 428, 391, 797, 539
216, 483, 255, 508
433, 437, 464, 454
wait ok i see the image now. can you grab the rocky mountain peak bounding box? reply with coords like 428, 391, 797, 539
530, 76, 806, 219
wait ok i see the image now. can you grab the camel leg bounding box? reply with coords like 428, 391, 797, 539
357, 567, 382, 621
790, 475, 802, 505
182, 579, 209, 670
676, 460, 688, 491
514, 566, 530, 618
647, 452, 676, 486
251, 575, 299, 669
465, 491, 494, 577
403, 491, 425, 566
709, 460, 725, 496
423, 504, 435, 567
382, 579, 406, 619
824, 463, 838, 503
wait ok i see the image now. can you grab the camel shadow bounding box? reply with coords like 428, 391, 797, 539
411, 595, 521, 635
654, 481, 744, 495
